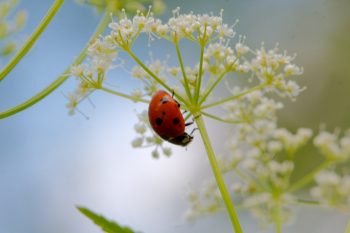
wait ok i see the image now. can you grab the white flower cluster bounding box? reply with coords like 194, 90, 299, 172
309, 129, 350, 209
314, 130, 350, 161
68, 38, 118, 114
105, 7, 236, 50
0, 0, 26, 57
243, 192, 295, 225
203, 41, 249, 75
75, 37, 118, 80
187, 90, 314, 224
185, 180, 223, 221
224, 89, 283, 124
168, 8, 235, 42
311, 171, 350, 210
69, 7, 304, 115
250, 45, 304, 99
131, 110, 172, 158
68, 7, 305, 180
274, 128, 313, 155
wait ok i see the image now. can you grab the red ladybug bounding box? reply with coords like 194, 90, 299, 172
148, 90, 193, 146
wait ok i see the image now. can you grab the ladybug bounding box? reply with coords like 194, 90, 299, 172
148, 90, 193, 146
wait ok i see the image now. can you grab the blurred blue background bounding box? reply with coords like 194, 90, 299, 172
0, 0, 349, 233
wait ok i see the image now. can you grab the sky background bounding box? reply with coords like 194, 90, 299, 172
0, 0, 350, 233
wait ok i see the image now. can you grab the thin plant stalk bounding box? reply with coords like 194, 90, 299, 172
194, 44, 205, 103
287, 161, 332, 193
0, 0, 64, 82
175, 41, 193, 102
100, 86, 149, 104
0, 8, 112, 119
194, 114, 243, 233
201, 84, 266, 109
345, 219, 350, 233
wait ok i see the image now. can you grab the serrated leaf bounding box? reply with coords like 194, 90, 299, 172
77, 206, 136, 233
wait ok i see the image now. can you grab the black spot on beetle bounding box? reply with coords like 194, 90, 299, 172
162, 111, 166, 115
155, 118, 163, 126
172, 117, 180, 125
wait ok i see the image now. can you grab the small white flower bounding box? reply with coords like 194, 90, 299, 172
284, 64, 303, 76
311, 171, 350, 209
71, 64, 87, 77
134, 122, 147, 134
162, 147, 172, 156
235, 42, 249, 56
314, 130, 350, 161
131, 137, 144, 147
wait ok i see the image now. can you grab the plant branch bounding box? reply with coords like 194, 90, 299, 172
345, 219, 350, 233
0, 9, 112, 119
0, 0, 64, 82
201, 84, 266, 110
100, 86, 149, 104
287, 161, 332, 193
199, 70, 228, 105
201, 111, 241, 124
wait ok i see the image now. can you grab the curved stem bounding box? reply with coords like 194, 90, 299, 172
100, 86, 149, 104
201, 84, 266, 110
0, 9, 112, 119
194, 115, 243, 233
287, 161, 332, 193
0, 0, 64, 82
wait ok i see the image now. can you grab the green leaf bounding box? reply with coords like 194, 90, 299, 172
77, 206, 136, 233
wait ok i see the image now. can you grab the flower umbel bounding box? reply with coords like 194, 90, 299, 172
67, 7, 322, 233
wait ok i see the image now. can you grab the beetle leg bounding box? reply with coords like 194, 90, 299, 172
189, 128, 198, 135
185, 121, 193, 127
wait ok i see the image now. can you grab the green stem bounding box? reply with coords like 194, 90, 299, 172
201, 84, 266, 110
194, 44, 205, 103
126, 48, 189, 106
100, 86, 149, 104
0, 9, 111, 119
273, 195, 282, 233
0, 0, 64, 82
275, 215, 282, 233
201, 111, 241, 124
195, 115, 243, 233
199, 70, 228, 105
287, 161, 332, 193
295, 199, 320, 206
175, 41, 193, 102
345, 219, 350, 233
